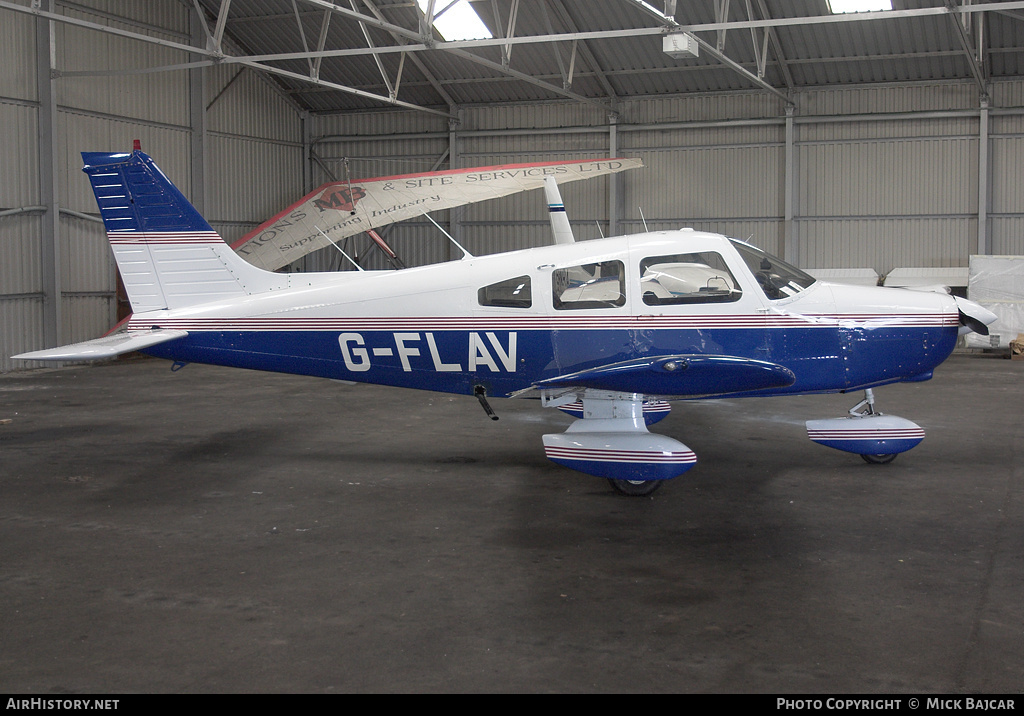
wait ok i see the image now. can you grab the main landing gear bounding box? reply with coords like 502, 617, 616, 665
541, 390, 694, 496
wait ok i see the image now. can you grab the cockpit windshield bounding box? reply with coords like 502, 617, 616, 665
729, 239, 816, 300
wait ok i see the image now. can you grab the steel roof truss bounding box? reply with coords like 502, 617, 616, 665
349, 0, 395, 97
360, 0, 460, 109
548, 0, 618, 101
715, 0, 730, 52
213, 0, 232, 53
945, 0, 988, 95
312, 6, 332, 80
623, 0, 791, 105
493, 0, 521, 68
753, 0, 793, 89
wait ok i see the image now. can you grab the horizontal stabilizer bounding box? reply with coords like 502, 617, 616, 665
535, 354, 796, 398
13, 329, 188, 362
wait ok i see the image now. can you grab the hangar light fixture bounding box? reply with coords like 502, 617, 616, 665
417, 0, 493, 41
827, 0, 892, 12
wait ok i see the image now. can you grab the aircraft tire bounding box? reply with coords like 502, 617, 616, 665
861, 453, 898, 465
608, 478, 663, 496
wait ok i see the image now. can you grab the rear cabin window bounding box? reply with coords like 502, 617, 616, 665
552, 260, 626, 310
478, 275, 532, 308
640, 252, 741, 305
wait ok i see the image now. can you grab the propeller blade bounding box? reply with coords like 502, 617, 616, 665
953, 296, 998, 336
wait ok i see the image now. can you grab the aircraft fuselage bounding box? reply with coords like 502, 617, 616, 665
134, 230, 961, 400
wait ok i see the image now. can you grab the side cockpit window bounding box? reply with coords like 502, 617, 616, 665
553, 261, 626, 310
640, 252, 741, 305
479, 275, 532, 308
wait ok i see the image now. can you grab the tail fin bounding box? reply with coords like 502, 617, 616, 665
542, 176, 575, 245
83, 150, 282, 313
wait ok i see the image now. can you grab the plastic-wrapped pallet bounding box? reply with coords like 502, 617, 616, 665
965, 255, 1024, 350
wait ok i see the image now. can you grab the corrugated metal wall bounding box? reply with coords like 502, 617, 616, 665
1, 7, 45, 369
206, 61, 304, 246
309, 79, 1023, 276
990, 83, 1024, 256
0, 0, 305, 371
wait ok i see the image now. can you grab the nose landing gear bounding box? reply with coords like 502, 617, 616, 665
806, 389, 925, 464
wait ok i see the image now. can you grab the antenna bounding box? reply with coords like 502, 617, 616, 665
595, 221, 605, 238
639, 207, 649, 231
424, 212, 473, 259
315, 226, 364, 271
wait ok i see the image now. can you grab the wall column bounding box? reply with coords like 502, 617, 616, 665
36, 0, 61, 348
608, 113, 619, 237
189, 7, 207, 215
783, 105, 798, 266
977, 97, 989, 255
448, 108, 463, 259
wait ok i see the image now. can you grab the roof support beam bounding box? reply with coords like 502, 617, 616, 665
490, 0, 521, 68
411, 0, 617, 112
752, 0, 793, 89
945, 0, 988, 97
539, 0, 570, 88
715, 0, 730, 51
548, 0, 618, 101
212, 0, 232, 53
441, 44, 615, 112
348, 0, 395, 98
2, 0, 218, 56
311, 5, 332, 80
191, 0, 215, 49
744, 0, 768, 79
234, 57, 456, 117
359, 0, 460, 109
623, 0, 792, 105
691, 32, 792, 105
0, 0, 452, 118
291, 0, 316, 77
670, 1, 1024, 32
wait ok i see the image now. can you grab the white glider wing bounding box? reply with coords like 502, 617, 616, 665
231, 158, 643, 271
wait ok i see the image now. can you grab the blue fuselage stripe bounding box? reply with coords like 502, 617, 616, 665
141, 324, 959, 398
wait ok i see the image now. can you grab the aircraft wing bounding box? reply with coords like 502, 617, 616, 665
12, 329, 188, 362
231, 158, 643, 271
534, 354, 796, 398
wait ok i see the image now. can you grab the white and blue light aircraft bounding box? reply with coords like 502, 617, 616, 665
14, 149, 996, 495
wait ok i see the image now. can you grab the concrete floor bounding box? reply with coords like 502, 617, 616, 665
0, 353, 1021, 693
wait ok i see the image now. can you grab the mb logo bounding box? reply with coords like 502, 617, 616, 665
314, 185, 366, 213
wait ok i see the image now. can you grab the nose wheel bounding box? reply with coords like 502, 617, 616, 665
850, 391, 898, 465
806, 389, 925, 463
608, 478, 663, 496
861, 452, 898, 465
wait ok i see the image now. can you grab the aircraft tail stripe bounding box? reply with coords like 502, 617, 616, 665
109, 231, 223, 245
